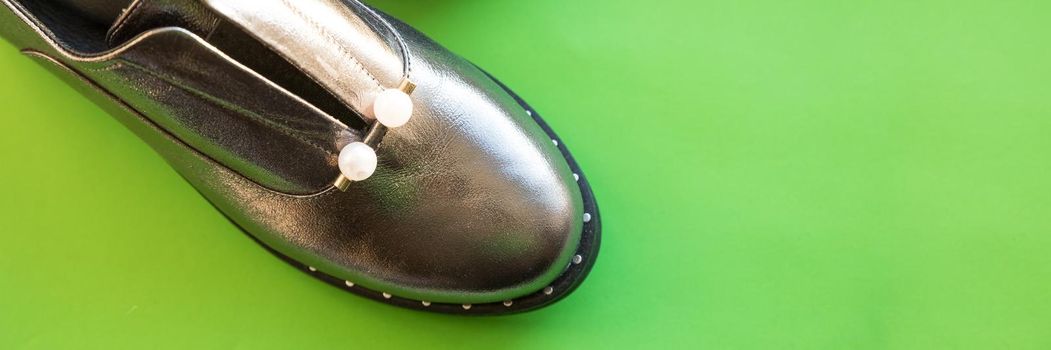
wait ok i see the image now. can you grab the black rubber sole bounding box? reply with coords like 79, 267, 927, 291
231, 74, 602, 316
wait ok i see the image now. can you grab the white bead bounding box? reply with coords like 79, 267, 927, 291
338, 142, 378, 181
373, 88, 413, 128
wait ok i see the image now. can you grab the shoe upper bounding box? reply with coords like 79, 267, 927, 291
0, 0, 584, 303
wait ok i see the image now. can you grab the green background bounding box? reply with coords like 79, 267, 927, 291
2, 0, 1051, 348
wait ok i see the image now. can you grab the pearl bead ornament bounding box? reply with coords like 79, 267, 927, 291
338, 142, 378, 181
373, 88, 414, 128
333, 79, 416, 189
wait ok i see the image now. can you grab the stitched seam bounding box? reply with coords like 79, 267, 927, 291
280, 0, 384, 90
203, 17, 222, 41
116, 60, 337, 156
348, 0, 411, 79
105, 0, 144, 45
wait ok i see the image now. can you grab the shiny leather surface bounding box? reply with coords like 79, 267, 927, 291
1, 0, 585, 304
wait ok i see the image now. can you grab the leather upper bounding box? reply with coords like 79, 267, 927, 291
0, 0, 584, 303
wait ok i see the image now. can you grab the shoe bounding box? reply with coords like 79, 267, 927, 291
0, 0, 600, 314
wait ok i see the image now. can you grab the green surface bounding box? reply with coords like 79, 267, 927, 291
2, 0, 1051, 348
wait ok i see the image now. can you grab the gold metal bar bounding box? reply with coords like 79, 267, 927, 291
363, 121, 388, 148
333, 174, 353, 191
398, 79, 416, 94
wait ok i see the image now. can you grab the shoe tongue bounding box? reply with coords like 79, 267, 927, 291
204, 0, 405, 118
106, 0, 221, 47
106, 0, 405, 120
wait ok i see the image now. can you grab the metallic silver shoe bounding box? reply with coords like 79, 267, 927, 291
0, 0, 600, 314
